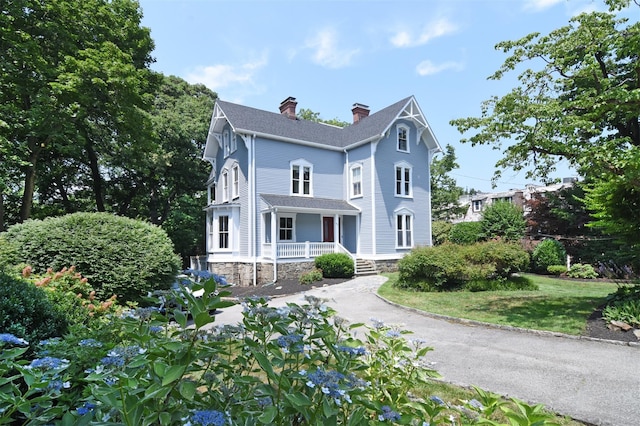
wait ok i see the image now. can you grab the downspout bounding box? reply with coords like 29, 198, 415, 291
272, 208, 278, 282
251, 134, 257, 285
370, 141, 378, 255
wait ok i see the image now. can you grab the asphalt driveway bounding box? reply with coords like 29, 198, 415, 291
212, 276, 640, 426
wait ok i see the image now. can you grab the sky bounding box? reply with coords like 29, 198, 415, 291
137, 0, 627, 193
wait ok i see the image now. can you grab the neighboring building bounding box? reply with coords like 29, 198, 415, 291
200, 96, 442, 285
456, 179, 577, 223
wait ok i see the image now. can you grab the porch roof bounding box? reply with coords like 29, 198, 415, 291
260, 193, 360, 215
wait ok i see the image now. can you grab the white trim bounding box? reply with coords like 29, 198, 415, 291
396, 123, 410, 153
394, 160, 413, 198
277, 213, 296, 242
221, 170, 229, 202
394, 208, 414, 249
290, 158, 313, 196
350, 163, 363, 199
232, 164, 239, 200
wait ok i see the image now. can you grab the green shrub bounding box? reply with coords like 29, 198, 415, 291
397, 241, 530, 292
448, 221, 483, 245
547, 265, 567, 276
464, 275, 538, 292
532, 239, 566, 273
480, 201, 526, 241
0, 272, 68, 343
314, 253, 354, 278
299, 268, 323, 285
0, 212, 181, 302
602, 284, 640, 327
567, 263, 598, 279
431, 220, 452, 245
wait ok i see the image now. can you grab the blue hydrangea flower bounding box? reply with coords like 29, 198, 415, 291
190, 409, 226, 426
469, 398, 484, 410
79, 339, 103, 348
76, 402, 96, 416
336, 345, 367, 357
0, 333, 28, 346
385, 330, 401, 338
378, 405, 401, 422
27, 357, 69, 370
276, 333, 303, 353
48, 380, 71, 391
304, 368, 353, 403
370, 318, 385, 329
149, 325, 163, 333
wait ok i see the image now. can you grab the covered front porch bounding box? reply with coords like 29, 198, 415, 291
259, 194, 360, 263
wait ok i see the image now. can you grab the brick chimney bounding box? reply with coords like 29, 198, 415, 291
352, 103, 370, 123
279, 96, 297, 119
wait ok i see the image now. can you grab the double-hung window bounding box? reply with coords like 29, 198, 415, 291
222, 171, 229, 202
279, 217, 293, 241
397, 124, 409, 153
394, 161, 412, 197
219, 215, 229, 249
396, 211, 413, 248
350, 164, 362, 198
232, 165, 239, 199
291, 159, 312, 196
223, 130, 230, 157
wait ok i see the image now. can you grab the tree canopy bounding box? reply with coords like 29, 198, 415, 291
450, 1, 639, 245
430, 144, 465, 221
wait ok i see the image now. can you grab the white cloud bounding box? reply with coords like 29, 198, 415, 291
390, 17, 458, 48
523, 0, 563, 12
416, 60, 464, 76
305, 28, 360, 69
185, 54, 268, 92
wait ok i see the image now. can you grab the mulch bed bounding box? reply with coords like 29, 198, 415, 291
223, 277, 638, 344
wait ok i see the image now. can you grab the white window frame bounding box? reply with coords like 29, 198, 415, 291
278, 215, 295, 241
472, 200, 483, 212
230, 133, 237, 154
290, 159, 313, 196
394, 161, 412, 198
397, 124, 409, 153
395, 209, 413, 249
232, 164, 239, 200
350, 164, 362, 199
221, 170, 229, 202
223, 130, 230, 158
218, 215, 230, 249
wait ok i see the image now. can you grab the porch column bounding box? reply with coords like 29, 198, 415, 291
334, 214, 339, 248
271, 210, 277, 281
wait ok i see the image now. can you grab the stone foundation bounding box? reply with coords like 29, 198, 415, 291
206, 259, 398, 287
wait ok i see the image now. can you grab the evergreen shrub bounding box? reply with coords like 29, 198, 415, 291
567, 263, 598, 279
431, 221, 452, 245
448, 221, 483, 245
0, 213, 181, 302
314, 253, 354, 278
547, 265, 567, 276
397, 241, 530, 292
0, 272, 68, 343
532, 239, 566, 273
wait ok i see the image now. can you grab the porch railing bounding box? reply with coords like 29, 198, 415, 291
261, 241, 357, 274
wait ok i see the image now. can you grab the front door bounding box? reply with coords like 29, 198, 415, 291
322, 216, 334, 242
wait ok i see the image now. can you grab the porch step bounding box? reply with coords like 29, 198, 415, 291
355, 258, 377, 276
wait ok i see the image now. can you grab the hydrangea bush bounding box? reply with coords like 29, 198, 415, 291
0, 272, 559, 425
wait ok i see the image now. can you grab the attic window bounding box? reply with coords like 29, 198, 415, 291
397, 124, 409, 153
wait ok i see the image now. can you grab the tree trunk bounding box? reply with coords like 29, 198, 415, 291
85, 140, 105, 212
19, 136, 44, 221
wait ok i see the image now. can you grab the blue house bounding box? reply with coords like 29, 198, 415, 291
201, 96, 442, 285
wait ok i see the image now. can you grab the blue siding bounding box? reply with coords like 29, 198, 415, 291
296, 213, 320, 241
342, 216, 357, 252
345, 143, 373, 255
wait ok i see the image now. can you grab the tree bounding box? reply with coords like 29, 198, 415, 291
450, 1, 640, 246
430, 144, 465, 221
298, 108, 349, 127
0, 0, 156, 222
480, 201, 526, 242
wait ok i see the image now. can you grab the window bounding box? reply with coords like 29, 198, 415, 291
222, 171, 229, 202
219, 215, 229, 249
472, 200, 483, 212
396, 213, 412, 248
397, 125, 409, 152
350, 165, 362, 198
223, 130, 230, 157
230, 133, 237, 154
291, 160, 312, 196
232, 165, 239, 199
395, 162, 412, 197
279, 217, 293, 241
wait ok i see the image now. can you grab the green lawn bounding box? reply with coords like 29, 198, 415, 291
378, 273, 619, 335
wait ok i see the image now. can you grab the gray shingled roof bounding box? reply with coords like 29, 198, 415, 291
261, 194, 360, 213
217, 97, 413, 149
